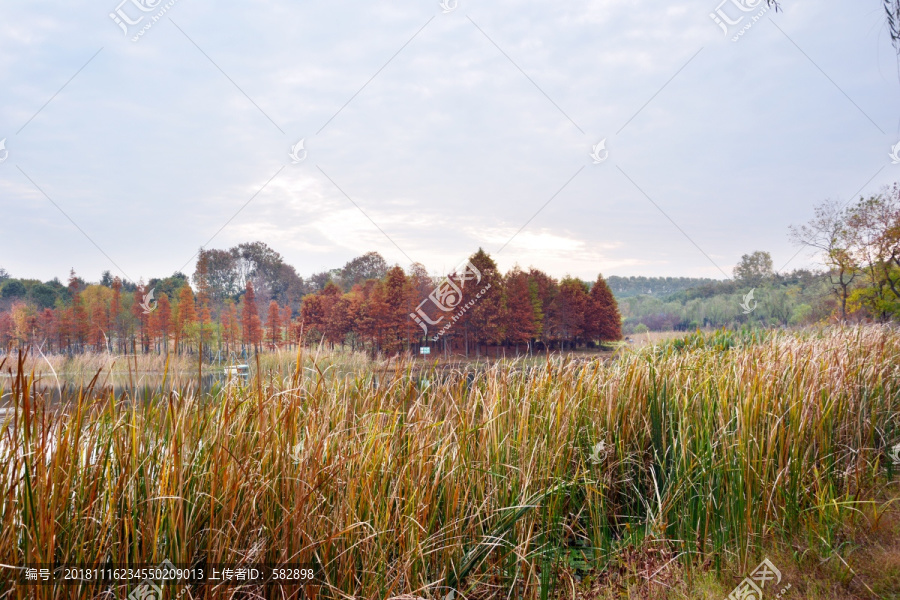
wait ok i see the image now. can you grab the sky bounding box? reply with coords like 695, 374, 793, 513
0, 0, 899, 284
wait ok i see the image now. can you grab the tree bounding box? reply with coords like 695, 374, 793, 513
339, 252, 389, 292
28, 284, 57, 309
586, 274, 622, 342
791, 200, 858, 320
38, 308, 56, 351
221, 300, 240, 354
461, 249, 503, 356
266, 300, 281, 350
502, 267, 537, 354
195, 248, 241, 301
280, 305, 293, 350
9, 302, 36, 348
90, 301, 109, 351
326, 296, 354, 348
548, 277, 589, 350
382, 266, 412, 353
1, 280, 27, 301
733, 251, 774, 287
844, 185, 900, 320
241, 281, 263, 352
527, 268, 557, 349
110, 278, 123, 352
151, 293, 171, 354
0, 312, 13, 348
194, 256, 214, 351
69, 270, 88, 351
300, 293, 326, 340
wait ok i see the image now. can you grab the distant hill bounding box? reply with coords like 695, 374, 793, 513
606, 276, 718, 299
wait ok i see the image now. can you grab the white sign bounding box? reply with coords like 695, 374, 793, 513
420, 346, 431, 355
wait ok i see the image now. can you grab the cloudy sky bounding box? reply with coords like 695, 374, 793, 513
1, 0, 898, 284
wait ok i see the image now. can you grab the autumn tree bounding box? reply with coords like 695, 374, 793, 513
241, 281, 263, 352
844, 185, 900, 320
10, 302, 36, 348
300, 293, 326, 341
280, 305, 293, 350
360, 280, 389, 356
460, 249, 502, 356
175, 285, 197, 354
110, 277, 122, 352
585, 274, 622, 342
502, 267, 537, 354
90, 301, 109, 351
221, 300, 240, 353
547, 277, 589, 350
68, 270, 89, 352
0, 312, 13, 349
527, 268, 557, 350
151, 292, 171, 354
791, 200, 858, 320
38, 308, 55, 352
266, 300, 281, 350
194, 250, 215, 351
380, 267, 412, 353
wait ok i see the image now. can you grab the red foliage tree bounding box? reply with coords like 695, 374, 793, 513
502, 267, 537, 354
176, 286, 196, 354
265, 300, 281, 350
462, 249, 502, 356
585, 274, 622, 342
547, 277, 588, 350
149, 292, 171, 354
280, 305, 293, 350
241, 281, 263, 352
69, 270, 89, 352
221, 300, 239, 354
110, 277, 123, 352
38, 309, 56, 352
90, 301, 109, 351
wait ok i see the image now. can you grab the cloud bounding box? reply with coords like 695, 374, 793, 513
0, 0, 896, 283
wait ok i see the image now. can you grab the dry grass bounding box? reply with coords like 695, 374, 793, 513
0, 326, 898, 599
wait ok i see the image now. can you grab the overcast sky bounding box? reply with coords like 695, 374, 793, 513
1, 0, 898, 284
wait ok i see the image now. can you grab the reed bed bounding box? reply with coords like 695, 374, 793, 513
1, 326, 898, 599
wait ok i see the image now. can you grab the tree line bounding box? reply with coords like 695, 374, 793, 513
0, 248, 622, 358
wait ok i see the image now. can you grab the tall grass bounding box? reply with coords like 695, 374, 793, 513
1, 326, 898, 599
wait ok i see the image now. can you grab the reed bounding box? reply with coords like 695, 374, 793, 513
1, 325, 898, 599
